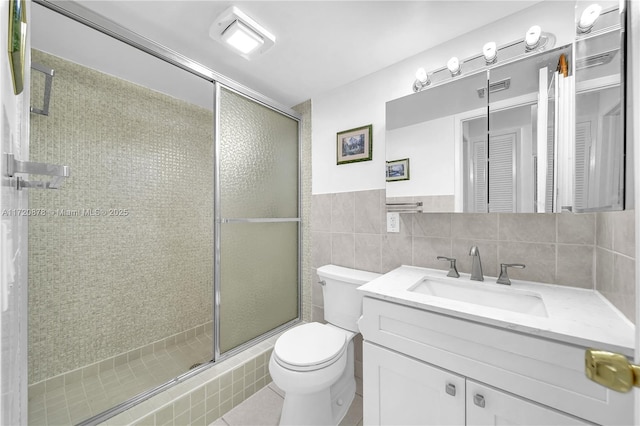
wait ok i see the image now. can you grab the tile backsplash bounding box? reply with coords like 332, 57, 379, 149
595, 210, 636, 322
311, 189, 636, 324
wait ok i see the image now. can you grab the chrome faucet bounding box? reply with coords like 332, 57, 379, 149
437, 256, 460, 278
469, 246, 484, 281
496, 263, 526, 285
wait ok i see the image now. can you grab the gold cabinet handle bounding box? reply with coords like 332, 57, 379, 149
585, 349, 640, 393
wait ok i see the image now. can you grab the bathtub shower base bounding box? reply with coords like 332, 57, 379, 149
28, 327, 213, 425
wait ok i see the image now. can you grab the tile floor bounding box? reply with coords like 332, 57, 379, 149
211, 380, 364, 426
28, 329, 213, 425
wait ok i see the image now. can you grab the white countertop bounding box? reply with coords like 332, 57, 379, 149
358, 265, 635, 356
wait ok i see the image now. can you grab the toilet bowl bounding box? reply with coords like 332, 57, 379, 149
269, 265, 381, 426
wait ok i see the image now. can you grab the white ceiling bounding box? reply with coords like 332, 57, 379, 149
75, 1, 542, 107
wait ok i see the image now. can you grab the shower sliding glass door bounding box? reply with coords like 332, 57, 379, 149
29, 3, 301, 423
216, 85, 300, 355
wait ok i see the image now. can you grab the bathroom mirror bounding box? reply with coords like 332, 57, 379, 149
386, 44, 573, 213
386, 71, 487, 212
573, 2, 625, 212
386, 0, 627, 214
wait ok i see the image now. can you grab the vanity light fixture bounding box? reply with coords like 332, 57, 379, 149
447, 57, 461, 76
412, 67, 430, 92
209, 6, 276, 60
410, 27, 556, 92
483, 42, 497, 65
524, 25, 542, 51
577, 4, 602, 34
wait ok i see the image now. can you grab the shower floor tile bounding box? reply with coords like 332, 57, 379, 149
28, 329, 213, 426
212, 380, 364, 426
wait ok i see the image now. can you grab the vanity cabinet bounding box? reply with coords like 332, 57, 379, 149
363, 341, 465, 425
364, 342, 590, 425
359, 296, 633, 425
465, 379, 589, 425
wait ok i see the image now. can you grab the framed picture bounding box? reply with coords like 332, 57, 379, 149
8, 0, 27, 95
386, 158, 410, 182
337, 124, 372, 165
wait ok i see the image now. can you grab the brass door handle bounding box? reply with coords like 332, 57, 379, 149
585, 349, 640, 393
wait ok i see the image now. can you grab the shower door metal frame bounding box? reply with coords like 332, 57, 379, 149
32, 1, 303, 424
213, 81, 303, 361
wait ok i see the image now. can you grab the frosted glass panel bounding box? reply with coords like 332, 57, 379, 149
220, 222, 298, 353
219, 88, 299, 218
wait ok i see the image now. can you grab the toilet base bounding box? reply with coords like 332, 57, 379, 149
329, 372, 356, 425
277, 341, 356, 426
279, 388, 333, 426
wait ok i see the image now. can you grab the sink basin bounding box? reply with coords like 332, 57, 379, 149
408, 276, 548, 317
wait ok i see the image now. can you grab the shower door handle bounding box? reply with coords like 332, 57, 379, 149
5, 153, 70, 190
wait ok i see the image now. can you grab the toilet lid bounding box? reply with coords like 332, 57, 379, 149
274, 323, 347, 370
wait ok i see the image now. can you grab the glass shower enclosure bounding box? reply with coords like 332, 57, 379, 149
28, 2, 301, 424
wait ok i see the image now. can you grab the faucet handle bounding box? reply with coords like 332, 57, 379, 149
437, 256, 460, 278
497, 263, 526, 285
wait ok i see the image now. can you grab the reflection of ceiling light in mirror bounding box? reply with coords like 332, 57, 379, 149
222, 20, 263, 55
525, 26, 542, 51
576, 50, 616, 70
413, 68, 430, 92
477, 78, 511, 99
577, 4, 602, 34
483, 42, 497, 64
447, 57, 461, 76
209, 6, 276, 60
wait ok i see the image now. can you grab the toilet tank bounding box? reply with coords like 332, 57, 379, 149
316, 265, 381, 332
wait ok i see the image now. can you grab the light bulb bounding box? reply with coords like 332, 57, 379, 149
577, 4, 602, 33
483, 42, 497, 64
412, 67, 430, 92
447, 57, 461, 76
525, 25, 542, 51
415, 68, 428, 84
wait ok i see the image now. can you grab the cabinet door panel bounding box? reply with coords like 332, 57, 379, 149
466, 380, 592, 426
364, 342, 465, 426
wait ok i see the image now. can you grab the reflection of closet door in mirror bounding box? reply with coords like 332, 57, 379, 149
462, 117, 488, 213
574, 19, 624, 212
487, 45, 573, 213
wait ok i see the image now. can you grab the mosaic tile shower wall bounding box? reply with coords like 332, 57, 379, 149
292, 99, 312, 323
28, 49, 214, 384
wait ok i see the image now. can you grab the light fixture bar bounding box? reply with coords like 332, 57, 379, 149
411, 28, 555, 93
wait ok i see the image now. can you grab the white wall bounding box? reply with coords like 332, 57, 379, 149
386, 116, 455, 197
311, 0, 576, 195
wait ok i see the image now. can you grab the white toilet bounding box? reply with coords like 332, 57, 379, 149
269, 264, 381, 426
